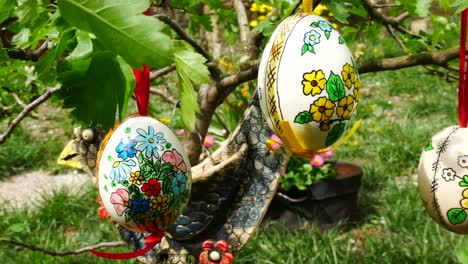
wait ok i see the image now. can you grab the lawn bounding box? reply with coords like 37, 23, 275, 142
0, 67, 464, 263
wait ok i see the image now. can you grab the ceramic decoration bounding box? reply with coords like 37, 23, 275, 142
418, 126, 468, 234
97, 115, 191, 233
257, 14, 360, 153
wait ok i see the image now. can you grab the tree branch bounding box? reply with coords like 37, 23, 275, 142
150, 86, 178, 105
150, 65, 176, 80
0, 86, 61, 144
154, 14, 221, 80
154, 14, 211, 60
358, 46, 460, 74
0, 238, 126, 257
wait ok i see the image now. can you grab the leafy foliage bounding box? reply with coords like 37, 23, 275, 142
57, 0, 174, 69
174, 50, 210, 131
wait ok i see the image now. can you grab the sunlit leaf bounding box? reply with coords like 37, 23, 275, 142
57, 0, 174, 68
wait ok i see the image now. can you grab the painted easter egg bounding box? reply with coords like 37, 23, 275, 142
97, 115, 191, 233
418, 126, 468, 234
257, 14, 360, 153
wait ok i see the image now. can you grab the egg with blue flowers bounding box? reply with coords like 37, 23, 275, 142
257, 14, 360, 153
96, 115, 191, 233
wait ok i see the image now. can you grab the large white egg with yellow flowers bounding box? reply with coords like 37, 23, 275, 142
418, 126, 468, 234
257, 14, 360, 153
96, 115, 191, 233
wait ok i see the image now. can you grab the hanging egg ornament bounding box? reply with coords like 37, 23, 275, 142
257, 14, 360, 154
96, 115, 191, 233
418, 126, 468, 234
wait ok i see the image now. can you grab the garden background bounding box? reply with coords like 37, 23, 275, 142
1, 0, 468, 263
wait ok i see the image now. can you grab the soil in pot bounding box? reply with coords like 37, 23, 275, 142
263, 161, 363, 230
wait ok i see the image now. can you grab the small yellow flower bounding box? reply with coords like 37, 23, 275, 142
302, 70, 327, 96
241, 86, 249, 99
258, 15, 266, 21
151, 195, 169, 212
461, 198, 468, 209
313, 4, 328, 15
129, 171, 144, 185
370, 104, 377, 111
250, 3, 258, 12
310, 97, 335, 122
341, 64, 356, 89
159, 118, 171, 125
349, 140, 358, 147
463, 188, 468, 198
353, 81, 360, 102
336, 95, 354, 118
249, 20, 258, 28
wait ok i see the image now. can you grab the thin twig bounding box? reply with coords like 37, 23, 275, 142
150, 86, 178, 105
362, 0, 422, 39
154, 14, 211, 61
384, 24, 408, 53
154, 14, 221, 80
11, 93, 27, 108
0, 238, 126, 257
150, 65, 176, 80
0, 85, 61, 144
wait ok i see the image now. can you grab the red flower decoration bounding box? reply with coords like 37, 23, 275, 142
141, 179, 161, 197
98, 206, 110, 219
199, 240, 234, 264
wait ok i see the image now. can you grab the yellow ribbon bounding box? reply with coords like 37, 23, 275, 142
303, 0, 313, 14
266, 119, 362, 159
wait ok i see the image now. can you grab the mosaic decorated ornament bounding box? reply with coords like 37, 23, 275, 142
418, 126, 468, 234
96, 115, 191, 233
257, 14, 360, 155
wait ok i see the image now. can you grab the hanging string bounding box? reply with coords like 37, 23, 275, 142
303, 0, 313, 14
459, 9, 468, 128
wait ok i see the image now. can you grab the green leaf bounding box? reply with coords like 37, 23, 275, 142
175, 50, 210, 131
7, 223, 26, 233
308, 45, 315, 54
294, 111, 313, 124
339, 36, 345, 44
327, 2, 350, 24
453, 0, 468, 13
447, 208, 467, 225
57, 51, 135, 128
311, 22, 319, 28
326, 123, 346, 146
325, 31, 331, 40
57, 0, 174, 68
459, 182, 468, 187
0, 0, 15, 24
66, 30, 93, 63
425, 141, 434, 151
174, 50, 210, 85
326, 72, 346, 102
401, 0, 433, 17
301, 44, 308, 55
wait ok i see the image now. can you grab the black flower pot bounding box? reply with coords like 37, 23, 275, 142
266, 161, 363, 230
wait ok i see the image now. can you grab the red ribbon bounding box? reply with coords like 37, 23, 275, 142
132, 8, 152, 116
459, 9, 468, 127
133, 66, 150, 116
89, 230, 164, 259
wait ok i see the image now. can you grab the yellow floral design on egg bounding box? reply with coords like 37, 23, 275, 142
302, 70, 327, 96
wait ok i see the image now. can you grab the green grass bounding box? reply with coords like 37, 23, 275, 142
0, 182, 137, 263
0, 66, 464, 263
238, 67, 463, 263
0, 126, 68, 180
